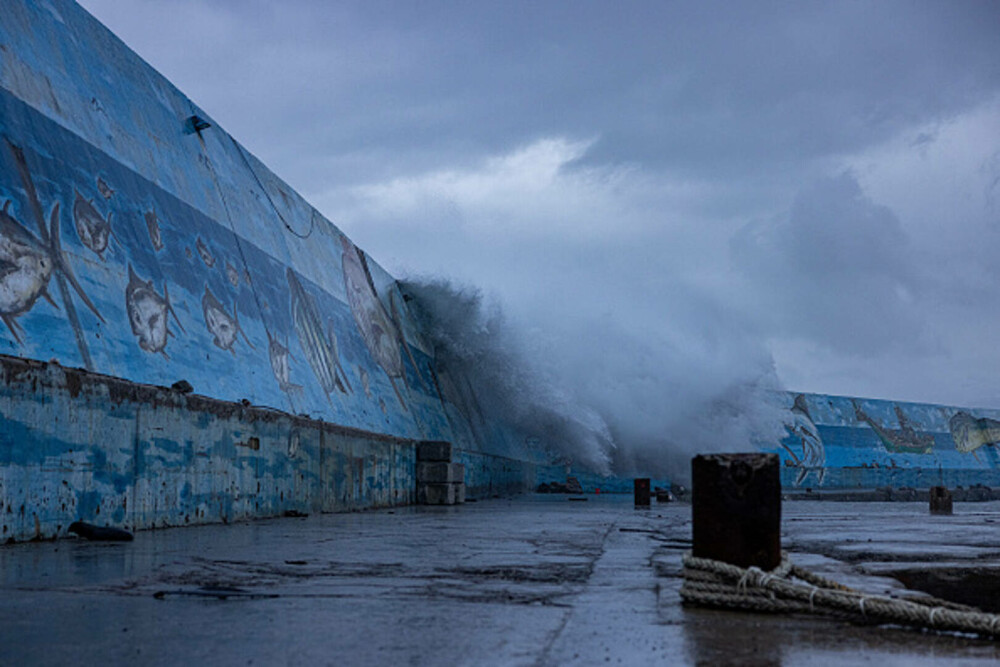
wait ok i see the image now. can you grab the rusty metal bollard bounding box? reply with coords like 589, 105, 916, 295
929, 486, 953, 515
692, 453, 781, 570
634, 478, 651, 507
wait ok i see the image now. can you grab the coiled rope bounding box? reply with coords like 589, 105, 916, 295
681, 551, 1000, 639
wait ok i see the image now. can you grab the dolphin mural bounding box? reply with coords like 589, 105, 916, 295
782, 393, 826, 486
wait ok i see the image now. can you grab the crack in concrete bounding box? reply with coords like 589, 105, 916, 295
532, 520, 618, 667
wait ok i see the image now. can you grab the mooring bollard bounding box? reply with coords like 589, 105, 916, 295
692, 453, 780, 570
634, 478, 651, 507
929, 485, 953, 515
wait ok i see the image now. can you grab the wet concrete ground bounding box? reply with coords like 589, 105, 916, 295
2, 496, 1000, 666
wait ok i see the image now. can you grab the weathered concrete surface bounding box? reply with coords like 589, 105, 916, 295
2, 496, 1000, 665
0, 354, 554, 542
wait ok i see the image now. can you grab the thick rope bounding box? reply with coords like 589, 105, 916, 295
681, 551, 1000, 639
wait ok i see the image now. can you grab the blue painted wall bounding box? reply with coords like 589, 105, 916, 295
0, 0, 545, 541
0, 353, 551, 542
763, 392, 1000, 489
0, 0, 515, 456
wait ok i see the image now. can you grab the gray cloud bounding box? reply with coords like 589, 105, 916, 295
81, 1, 1000, 189
732, 172, 922, 356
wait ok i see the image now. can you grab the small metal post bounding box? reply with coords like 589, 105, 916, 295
692, 453, 781, 570
930, 486, 953, 515
634, 478, 651, 507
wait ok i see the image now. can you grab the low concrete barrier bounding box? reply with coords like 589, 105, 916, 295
0, 355, 531, 542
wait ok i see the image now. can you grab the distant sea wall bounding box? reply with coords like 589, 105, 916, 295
765, 392, 1000, 490
0, 0, 536, 541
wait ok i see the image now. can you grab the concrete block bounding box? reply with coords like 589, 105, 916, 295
417, 462, 465, 484
417, 441, 452, 462
692, 453, 781, 570
418, 483, 458, 505
456, 483, 466, 504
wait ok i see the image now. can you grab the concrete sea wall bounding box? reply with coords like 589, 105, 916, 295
0, 0, 539, 542
0, 0, 492, 448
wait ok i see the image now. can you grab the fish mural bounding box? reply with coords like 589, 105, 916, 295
340, 236, 415, 409
225, 261, 239, 287
196, 237, 215, 267
0, 200, 59, 341
0, 192, 103, 343
96, 177, 114, 199
125, 264, 184, 357
949, 412, 1000, 454
3, 140, 105, 370
287, 268, 351, 398
201, 286, 251, 354
852, 400, 934, 455
144, 209, 164, 251
72, 190, 115, 260
782, 394, 826, 486
267, 330, 301, 394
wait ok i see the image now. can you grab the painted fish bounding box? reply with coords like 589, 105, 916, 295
72, 190, 114, 260
267, 330, 301, 394
287, 268, 351, 398
0, 200, 58, 341
202, 286, 251, 354
340, 236, 408, 409
358, 365, 371, 398
853, 400, 934, 455
782, 394, 826, 486
949, 412, 1000, 454
225, 262, 239, 287
196, 237, 215, 267
125, 264, 184, 357
144, 209, 164, 251
96, 177, 114, 199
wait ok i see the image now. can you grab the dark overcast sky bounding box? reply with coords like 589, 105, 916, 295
79, 0, 1000, 420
